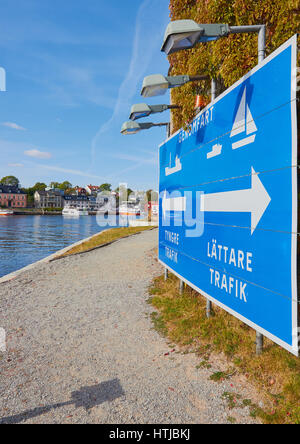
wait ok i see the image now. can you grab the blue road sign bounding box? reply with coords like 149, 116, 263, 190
159, 36, 298, 355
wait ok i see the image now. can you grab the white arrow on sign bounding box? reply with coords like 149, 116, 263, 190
200, 167, 271, 234
162, 191, 186, 218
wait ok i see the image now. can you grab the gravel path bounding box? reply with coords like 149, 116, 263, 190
0, 229, 260, 424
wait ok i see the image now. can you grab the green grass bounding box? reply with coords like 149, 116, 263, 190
58, 226, 154, 257
227, 416, 237, 424
148, 273, 300, 424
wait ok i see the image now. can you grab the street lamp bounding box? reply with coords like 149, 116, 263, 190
161, 19, 266, 63
129, 103, 181, 121
121, 120, 169, 135
161, 20, 230, 54
141, 73, 209, 97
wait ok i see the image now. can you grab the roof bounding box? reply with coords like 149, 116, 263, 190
86, 185, 100, 190
35, 190, 62, 197
64, 195, 88, 201
0, 185, 26, 194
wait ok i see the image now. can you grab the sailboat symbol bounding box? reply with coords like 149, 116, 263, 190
230, 86, 257, 150
165, 153, 182, 176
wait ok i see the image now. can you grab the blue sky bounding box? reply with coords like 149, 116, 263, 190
0, 0, 170, 190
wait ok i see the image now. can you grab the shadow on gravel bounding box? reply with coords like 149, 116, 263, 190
0, 378, 124, 424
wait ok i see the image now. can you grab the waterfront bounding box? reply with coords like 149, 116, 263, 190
0, 215, 123, 278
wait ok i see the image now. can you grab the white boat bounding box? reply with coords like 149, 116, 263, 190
0, 209, 14, 216
119, 201, 141, 216
62, 206, 89, 216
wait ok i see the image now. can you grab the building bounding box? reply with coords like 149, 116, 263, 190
0, 185, 27, 208
85, 184, 100, 196
63, 194, 89, 209
34, 190, 64, 209
74, 186, 87, 195
63, 194, 99, 211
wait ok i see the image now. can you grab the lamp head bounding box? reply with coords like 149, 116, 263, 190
129, 103, 152, 120
161, 20, 229, 55
120, 121, 142, 135
141, 74, 169, 97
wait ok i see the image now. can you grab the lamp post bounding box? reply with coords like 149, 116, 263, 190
161, 20, 266, 64
129, 103, 181, 121
121, 120, 169, 135
141, 73, 209, 98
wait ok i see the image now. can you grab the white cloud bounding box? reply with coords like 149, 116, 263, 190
24, 149, 52, 159
35, 163, 103, 180
8, 163, 24, 167
2, 122, 26, 131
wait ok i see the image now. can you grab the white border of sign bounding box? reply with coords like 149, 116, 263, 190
159, 35, 299, 356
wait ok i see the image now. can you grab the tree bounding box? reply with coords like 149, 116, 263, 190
115, 185, 133, 201
0, 176, 19, 186
49, 181, 61, 189
99, 183, 112, 192
32, 182, 47, 192
146, 189, 158, 202
21, 182, 47, 206
49, 181, 72, 191
59, 181, 72, 191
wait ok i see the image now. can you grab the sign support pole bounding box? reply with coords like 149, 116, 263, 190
206, 78, 217, 318
256, 331, 264, 355
256, 24, 266, 354
179, 279, 184, 294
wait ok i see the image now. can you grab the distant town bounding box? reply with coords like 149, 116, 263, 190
0, 175, 158, 215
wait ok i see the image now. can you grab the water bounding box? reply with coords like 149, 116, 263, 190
0, 215, 124, 278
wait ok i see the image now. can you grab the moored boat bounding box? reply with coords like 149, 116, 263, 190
119, 201, 141, 216
0, 209, 14, 216
62, 206, 89, 216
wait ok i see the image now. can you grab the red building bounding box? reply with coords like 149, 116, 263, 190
0, 185, 27, 208
74, 186, 87, 195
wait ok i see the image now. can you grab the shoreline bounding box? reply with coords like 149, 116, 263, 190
0, 227, 114, 284
5, 210, 119, 216
0, 226, 158, 284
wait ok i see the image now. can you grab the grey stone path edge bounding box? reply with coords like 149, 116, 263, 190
0, 229, 259, 424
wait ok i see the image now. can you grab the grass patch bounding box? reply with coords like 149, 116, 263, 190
227, 416, 237, 424
150, 312, 168, 337
148, 273, 300, 424
209, 370, 235, 382
196, 360, 212, 370
57, 226, 154, 258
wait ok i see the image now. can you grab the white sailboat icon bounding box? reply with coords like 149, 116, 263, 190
165, 154, 182, 176
230, 86, 257, 150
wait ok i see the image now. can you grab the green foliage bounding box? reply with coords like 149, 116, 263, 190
32, 182, 47, 191
22, 182, 47, 205
49, 181, 72, 191
99, 183, 112, 192
146, 189, 159, 202
168, 0, 300, 132
0, 175, 19, 186
115, 185, 134, 201
42, 207, 63, 212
